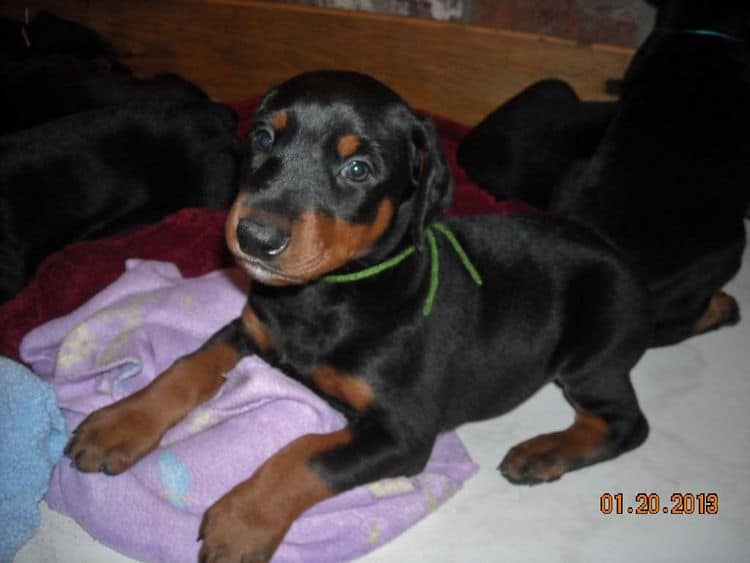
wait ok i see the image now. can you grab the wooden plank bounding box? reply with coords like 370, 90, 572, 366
4, 1, 633, 124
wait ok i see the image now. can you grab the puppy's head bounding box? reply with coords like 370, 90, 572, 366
226, 71, 453, 286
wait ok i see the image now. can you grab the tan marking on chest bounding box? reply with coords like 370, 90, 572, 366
311, 366, 375, 412
241, 305, 274, 352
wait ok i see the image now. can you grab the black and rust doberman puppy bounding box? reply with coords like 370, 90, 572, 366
66, 71, 652, 561
459, 0, 750, 346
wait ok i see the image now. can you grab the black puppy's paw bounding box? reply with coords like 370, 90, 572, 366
693, 291, 741, 335
65, 402, 163, 475
498, 443, 568, 486
198, 499, 283, 563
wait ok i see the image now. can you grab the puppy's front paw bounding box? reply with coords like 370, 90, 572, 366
198, 497, 287, 563
65, 402, 164, 475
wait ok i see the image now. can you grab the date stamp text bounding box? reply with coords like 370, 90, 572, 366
600, 492, 718, 515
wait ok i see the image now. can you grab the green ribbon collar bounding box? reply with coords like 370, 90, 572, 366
323, 222, 483, 316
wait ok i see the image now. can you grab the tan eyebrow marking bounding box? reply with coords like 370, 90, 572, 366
272, 111, 288, 131
337, 134, 361, 158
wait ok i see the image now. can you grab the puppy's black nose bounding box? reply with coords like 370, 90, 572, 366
236, 217, 290, 258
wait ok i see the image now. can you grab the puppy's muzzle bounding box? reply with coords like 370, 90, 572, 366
236, 216, 291, 259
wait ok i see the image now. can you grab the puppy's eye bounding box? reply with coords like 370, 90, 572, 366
341, 160, 371, 182
252, 129, 274, 151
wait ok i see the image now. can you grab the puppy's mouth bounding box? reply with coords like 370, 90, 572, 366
230, 247, 331, 286
233, 254, 307, 286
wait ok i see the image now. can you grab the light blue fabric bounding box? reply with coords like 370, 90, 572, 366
0, 357, 67, 563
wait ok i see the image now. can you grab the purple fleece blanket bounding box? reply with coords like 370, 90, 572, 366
20, 259, 477, 562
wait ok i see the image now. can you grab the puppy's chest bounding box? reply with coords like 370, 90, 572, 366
249, 291, 430, 415
258, 325, 380, 416
250, 295, 367, 366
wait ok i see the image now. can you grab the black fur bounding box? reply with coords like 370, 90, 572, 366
0, 12, 241, 303
458, 79, 615, 210
459, 0, 750, 346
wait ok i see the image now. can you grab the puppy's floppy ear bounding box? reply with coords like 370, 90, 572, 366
410, 115, 454, 250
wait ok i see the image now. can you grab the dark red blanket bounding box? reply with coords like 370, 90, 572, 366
0, 100, 529, 361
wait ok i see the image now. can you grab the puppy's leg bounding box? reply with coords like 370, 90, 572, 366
692, 290, 740, 336
500, 371, 648, 485
66, 317, 255, 475
198, 415, 434, 562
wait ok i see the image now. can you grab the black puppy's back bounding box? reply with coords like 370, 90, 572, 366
553, 7, 750, 344
0, 12, 243, 304
0, 99, 239, 302
457, 80, 615, 210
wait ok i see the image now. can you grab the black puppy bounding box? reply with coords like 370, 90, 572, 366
458, 79, 616, 210
65, 71, 651, 561
0, 12, 241, 304
0, 98, 240, 303
459, 0, 750, 346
